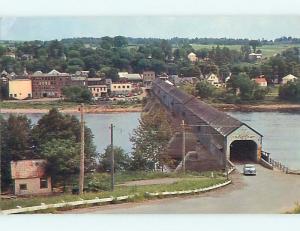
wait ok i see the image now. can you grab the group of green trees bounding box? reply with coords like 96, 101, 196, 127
195, 73, 269, 103
279, 80, 300, 102
1, 37, 299, 83
62, 86, 93, 103
97, 104, 172, 172
0, 108, 97, 191
1, 104, 173, 191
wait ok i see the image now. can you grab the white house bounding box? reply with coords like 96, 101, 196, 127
249, 53, 262, 61
187, 52, 198, 62
205, 73, 221, 87
282, 74, 298, 84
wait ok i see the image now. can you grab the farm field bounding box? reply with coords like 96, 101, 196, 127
191, 44, 300, 58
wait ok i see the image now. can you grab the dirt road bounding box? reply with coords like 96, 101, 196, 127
62, 164, 300, 214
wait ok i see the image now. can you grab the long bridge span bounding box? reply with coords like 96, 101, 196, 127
149, 79, 264, 171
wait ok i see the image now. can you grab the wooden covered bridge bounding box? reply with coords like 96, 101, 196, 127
150, 79, 263, 171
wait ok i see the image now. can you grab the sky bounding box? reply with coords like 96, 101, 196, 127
1, 15, 300, 41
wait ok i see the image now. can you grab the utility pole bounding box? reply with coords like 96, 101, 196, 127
79, 103, 85, 195
110, 123, 115, 191
181, 120, 186, 173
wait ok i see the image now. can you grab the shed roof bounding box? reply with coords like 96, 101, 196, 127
11, 159, 47, 179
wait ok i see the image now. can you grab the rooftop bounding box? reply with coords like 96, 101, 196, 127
11, 159, 47, 179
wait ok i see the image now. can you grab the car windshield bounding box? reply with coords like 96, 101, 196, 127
245, 165, 255, 168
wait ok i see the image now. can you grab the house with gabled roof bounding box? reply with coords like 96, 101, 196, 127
11, 159, 52, 195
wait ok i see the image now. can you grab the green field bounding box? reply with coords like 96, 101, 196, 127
191, 44, 300, 58
0, 171, 225, 211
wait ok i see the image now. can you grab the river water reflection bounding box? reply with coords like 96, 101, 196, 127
2, 111, 300, 169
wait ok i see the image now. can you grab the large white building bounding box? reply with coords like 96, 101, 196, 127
281, 74, 298, 84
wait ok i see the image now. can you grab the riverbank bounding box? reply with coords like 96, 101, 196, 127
1, 100, 300, 114
0, 105, 143, 114
212, 103, 300, 112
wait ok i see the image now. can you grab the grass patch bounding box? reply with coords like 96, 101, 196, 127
293, 203, 300, 214
1, 171, 226, 211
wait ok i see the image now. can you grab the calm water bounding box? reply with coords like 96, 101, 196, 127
229, 111, 300, 170
1, 112, 140, 155
2, 111, 300, 169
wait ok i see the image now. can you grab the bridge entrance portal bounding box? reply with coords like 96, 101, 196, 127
229, 140, 257, 162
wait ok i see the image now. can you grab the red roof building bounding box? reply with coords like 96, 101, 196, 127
11, 160, 52, 195
254, 76, 268, 87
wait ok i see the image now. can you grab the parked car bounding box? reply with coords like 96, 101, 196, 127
243, 164, 256, 175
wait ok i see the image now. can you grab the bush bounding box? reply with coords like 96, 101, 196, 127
253, 88, 268, 100
279, 81, 300, 102
62, 86, 92, 103
196, 81, 216, 98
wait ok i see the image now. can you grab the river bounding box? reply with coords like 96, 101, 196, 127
1, 111, 300, 169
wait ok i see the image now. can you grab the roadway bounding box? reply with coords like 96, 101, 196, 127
62, 164, 300, 214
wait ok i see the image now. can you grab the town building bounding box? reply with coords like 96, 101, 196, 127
143, 71, 156, 88
4, 51, 16, 59
253, 76, 268, 87
187, 52, 198, 62
87, 77, 103, 86
281, 74, 298, 84
88, 85, 108, 98
110, 83, 132, 95
118, 72, 142, 82
11, 159, 52, 195
9, 78, 32, 100
30, 69, 71, 98
70, 76, 87, 87
205, 73, 221, 87
249, 53, 263, 61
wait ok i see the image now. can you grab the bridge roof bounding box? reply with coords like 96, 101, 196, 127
185, 98, 243, 136
169, 88, 195, 104
154, 79, 248, 137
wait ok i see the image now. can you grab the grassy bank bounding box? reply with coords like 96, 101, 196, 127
0, 100, 78, 110
293, 203, 300, 214
0, 100, 143, 112
1, 172, 225, 211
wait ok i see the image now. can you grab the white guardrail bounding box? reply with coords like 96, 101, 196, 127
1, 180, 231, 214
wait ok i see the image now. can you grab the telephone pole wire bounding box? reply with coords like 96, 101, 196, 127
79, 103, 85, 195
110, 123, 115, 191
181, 120, 186, 173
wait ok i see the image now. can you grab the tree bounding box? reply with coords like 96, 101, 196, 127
32, 108, 97, 170
101, 66, 119, 82
40, 138, 80, 185
196, 81, 216, 98
113, 36, 128, 48
88, 68, 97, 77
249, 40, 261, 53
62, 86, 92, 102
99, 146, 131, 172
227, 73, 255, 100
0, 84, 9, 100
130, 105, 172, 171
47, 40, 64, 58
1, 115, 34, 191
279, 80, 300, 102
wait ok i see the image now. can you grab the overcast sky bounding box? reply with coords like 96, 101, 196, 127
0, 0, 300, 41
1, 15, 300, 41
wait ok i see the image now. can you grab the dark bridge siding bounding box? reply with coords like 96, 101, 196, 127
152, 79, 263, 166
